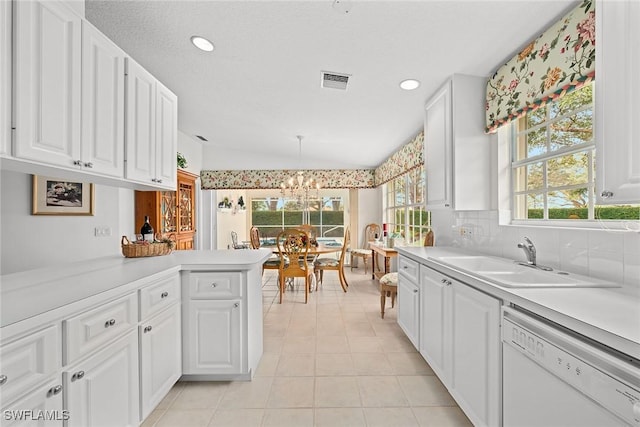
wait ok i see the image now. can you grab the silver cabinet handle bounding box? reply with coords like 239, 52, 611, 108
47, 384, 63, 396
157, 179, 163, 183
161, 291, 169, 298
84, 162, 93, 168
0, 374, 7, 385
211, 283, 218, 288
402, 265, 409, 269
234, 303, 239, 308
151, 178, 157, 182
144, 326, 153, 333
105, 318, 116, 328
446, 280, 452, 286
441, 278, 447, 283
73, 160, 82, 166
413, 289, 418, 293
71, 371, 85, 381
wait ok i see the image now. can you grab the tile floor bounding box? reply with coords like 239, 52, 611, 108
143, 266, 473, 427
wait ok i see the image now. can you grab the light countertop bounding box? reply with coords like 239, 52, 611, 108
396, 246, 640, 360
0, 249, 273, 328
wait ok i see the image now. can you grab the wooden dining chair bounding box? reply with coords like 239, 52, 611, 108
313, 227, 349, 292
350, 223, 380, 273
276, 229, 314, 304
379, 229, 434, 318
250, 226, 283, 275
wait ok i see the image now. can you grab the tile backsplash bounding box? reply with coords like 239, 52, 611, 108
430, 210, 640, 289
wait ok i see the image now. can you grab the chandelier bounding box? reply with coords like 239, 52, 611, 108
280, 136, 321, 224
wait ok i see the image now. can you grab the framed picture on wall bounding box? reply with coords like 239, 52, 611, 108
32, 175, 95, 216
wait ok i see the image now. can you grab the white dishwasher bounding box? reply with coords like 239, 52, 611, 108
502, 306, 640, 427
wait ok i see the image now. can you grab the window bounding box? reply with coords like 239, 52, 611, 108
511, 83, 639, 222
384, 166, 430, 245
250, 195, 345, 240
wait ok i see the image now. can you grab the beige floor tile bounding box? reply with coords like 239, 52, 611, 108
155, 381, 186, 410
316, 321, 347, 336
314, 408, 366, 426
397, 376, 457, 406
351, 352, 393, 375
155, 409, 215, 427
263, 324, 287, 337
382, 335, 420, 353
266, 377, 315, 408
314, 376, 362, 407
140, 409, 165, 427
262, 408, 314, 427
315, 353, 356, 376
316, 335, 350, 353
282, 335, 316, 353
255, 353, 280, 377
357, 376, 409, 407
263, 336, 284, 354
286, 324, 317, 337
208, 409, 264, 427
386, 352, 435, 375
218, 377, 273, 409
345, 321, 376, 337
170, 382, 229, 410
348, 336, 384, 353
362, 407, 419, 427
411, 407, 473, 427
275, 353, 316, 376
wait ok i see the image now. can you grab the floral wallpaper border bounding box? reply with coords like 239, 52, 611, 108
374, 131, 424, 185
200, 131, 424, 190
485, 0, 595, 133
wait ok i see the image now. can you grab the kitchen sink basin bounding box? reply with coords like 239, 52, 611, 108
432, 255, 618, 288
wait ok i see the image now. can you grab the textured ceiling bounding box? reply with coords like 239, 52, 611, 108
85, 0, 577, 170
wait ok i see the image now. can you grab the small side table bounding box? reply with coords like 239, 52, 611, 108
369, 243, 398, 280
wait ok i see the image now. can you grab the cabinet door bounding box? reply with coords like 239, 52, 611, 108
139, 304, 181, 420
1, 378, 64, 427
595, 0, 640, 204
419, 266, 448, 379
81, 20, 125, 178
449, 281, 501, 427
184, 300, 242, 375
397, 274, 420, 349
125, 58, 156, 185
155, 81, 178, 189
424, 80, 452, 208
0, 0, 10, 156
64, 331, 139, 427
13, 0, 81, 167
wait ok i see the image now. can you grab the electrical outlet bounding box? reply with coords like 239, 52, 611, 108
94, 227, 112, 237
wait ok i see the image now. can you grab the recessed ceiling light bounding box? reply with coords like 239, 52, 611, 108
400, 79, 421, 90
190, 36, 214, 52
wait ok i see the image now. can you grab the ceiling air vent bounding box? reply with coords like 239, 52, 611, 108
195, 135, 208, 142
321, 71, 350, 90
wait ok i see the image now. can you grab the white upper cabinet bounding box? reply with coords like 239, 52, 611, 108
1, 0, 11, 157
13, 0, 82, 167
595, 0, 640, 204
125, 58, 177, 190
424, 74, 492, 210
80, 20, 125, 178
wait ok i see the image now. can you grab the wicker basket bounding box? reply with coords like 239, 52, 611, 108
121, 234, 176, 258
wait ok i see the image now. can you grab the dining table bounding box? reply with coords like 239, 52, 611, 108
369, 242, 398, 279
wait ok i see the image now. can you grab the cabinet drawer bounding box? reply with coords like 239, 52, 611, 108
0, 325, 60, 404
139, 274, 180, 320
64, 293, 137, 364
188, 272, 242, 299
398, 257, 419, 283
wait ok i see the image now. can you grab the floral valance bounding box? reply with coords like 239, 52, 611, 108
485, 0, 595, 133
200, 169, 375, 190
374, 131, 424, 185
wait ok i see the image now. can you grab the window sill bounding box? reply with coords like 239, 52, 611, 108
507, 219, 640, 232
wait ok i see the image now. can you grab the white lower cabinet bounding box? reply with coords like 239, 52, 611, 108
0, 378, 64, 427
139, 303, 181, 420
64, 330, 139, 427
419, 263, 501, 427
397, 257, 420, 349
184, 299, 242, 375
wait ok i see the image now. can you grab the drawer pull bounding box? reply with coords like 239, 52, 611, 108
71, 371, 85, 381
73, 160, 82, 166
105, 318, 116, 328
144, 326, 153, 333
413, 289, 418, 293
83, 162, 93, 168
211, 283, 218, 288
441, 278, 447, 283
161, 291, 169, 298
48, 385, 63, 396
446, 280, 452, 286
234, 303, 239, 308
0, 374, 7, 385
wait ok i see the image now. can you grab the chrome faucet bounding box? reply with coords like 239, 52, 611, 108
517, 237, 537, 266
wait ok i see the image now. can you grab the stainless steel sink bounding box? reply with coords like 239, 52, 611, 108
432, 255, 618, 288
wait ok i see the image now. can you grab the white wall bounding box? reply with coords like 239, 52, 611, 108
0, 170, 132, 274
